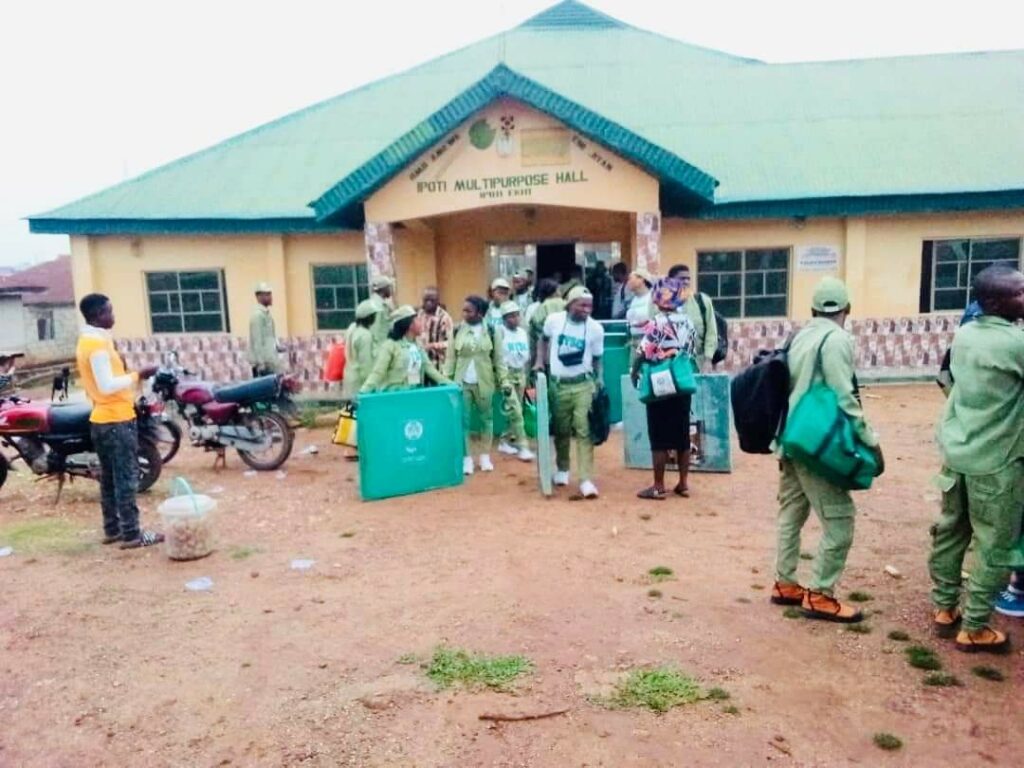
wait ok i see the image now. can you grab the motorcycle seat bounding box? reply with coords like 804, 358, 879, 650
47, 403, 93, 435
214, 375, 278, 405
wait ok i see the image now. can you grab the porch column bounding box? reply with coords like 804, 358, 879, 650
364, 221, 397, 282
634, 211, 662, 274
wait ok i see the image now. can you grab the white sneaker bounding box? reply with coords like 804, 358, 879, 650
518, 447, 536, 462
579, 480, 599, 499
497, 441, 519, 456
463, 457, 475, 476
553, 471, 570, 486
479, 454, 494, 472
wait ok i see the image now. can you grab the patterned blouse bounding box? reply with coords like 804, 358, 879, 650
639, 310, 697, 362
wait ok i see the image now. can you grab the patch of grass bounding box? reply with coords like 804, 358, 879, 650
923, 673, 961, 687
425, 647, 532, 691
799, 552, 814, 561
396, 653, 418, 665
874, 733, 903, 751
340, 531, 356, 539
888, 630, 911, 642
846, 623, 873, 635
971, 666, 1005, 682
297, 406, 335, 430
722, 705, 740, 716
229, 545, 262, 561
905, 645, 942, 671
0, 518, 93, 556
647, 589, 663, 599
782, 607, 803, 620
648, 566, 674, 582
608, 667, 704, 714
705, 687, 730, 701
848, 591, 874, 603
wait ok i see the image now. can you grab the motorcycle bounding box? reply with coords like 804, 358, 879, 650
0, 364, 162, 498
148, 357, 300, 471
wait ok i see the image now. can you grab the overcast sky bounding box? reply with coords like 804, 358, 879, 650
2, 0, 1021, 267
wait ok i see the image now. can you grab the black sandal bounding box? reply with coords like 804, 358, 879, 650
673, 485, 690, 498
637, 486, 667, 501
119, 530, 166, 550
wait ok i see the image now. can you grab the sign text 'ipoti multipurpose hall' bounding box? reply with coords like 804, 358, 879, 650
29, 0, 1024, 384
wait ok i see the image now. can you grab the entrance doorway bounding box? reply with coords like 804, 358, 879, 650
536, 242, 577, 284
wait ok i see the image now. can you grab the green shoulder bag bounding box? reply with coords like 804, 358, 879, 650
638, 353, 697, 404
780, 332, 879, 491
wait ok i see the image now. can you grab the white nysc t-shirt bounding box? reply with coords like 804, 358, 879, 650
542, 311, 605, 379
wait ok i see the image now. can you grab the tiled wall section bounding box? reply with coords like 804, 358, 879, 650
115, 314, 958, 393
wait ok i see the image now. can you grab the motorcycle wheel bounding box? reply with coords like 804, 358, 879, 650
157, 419, 183, 465
0, 457, 7, 492
137, 439, 163, 493
237, 411, 294, 471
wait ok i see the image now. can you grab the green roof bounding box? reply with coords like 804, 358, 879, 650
30, 0, 1024, 234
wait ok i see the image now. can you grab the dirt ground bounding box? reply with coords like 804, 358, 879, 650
1, 383, 1021, 767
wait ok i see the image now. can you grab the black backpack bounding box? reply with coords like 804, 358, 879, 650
588, 385, 612, 447
730, 339, 792, 454
695, 293, 729, 366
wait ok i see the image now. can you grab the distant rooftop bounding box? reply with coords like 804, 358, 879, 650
0, 256, 74, 305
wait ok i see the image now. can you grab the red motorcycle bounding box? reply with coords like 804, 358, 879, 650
149, 357, 300, 471
0, 366, 162, 497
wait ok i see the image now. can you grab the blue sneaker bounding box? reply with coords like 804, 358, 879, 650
994, 590, 1024, 618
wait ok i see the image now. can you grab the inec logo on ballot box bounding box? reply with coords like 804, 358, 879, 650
402, 419, 427, 463
404, 420, 425, 442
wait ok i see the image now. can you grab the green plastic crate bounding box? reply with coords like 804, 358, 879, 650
602, 346, 630, 424
357, 386, 465, 501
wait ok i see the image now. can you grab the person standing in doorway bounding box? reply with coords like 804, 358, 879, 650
368, 275, 396, 345
611, 262, 631, 320
76, 294, 164, 549
772, 277, 882, 623
495, 301, 535, 462
587, 261, 614, 320
417, 286, 454, 370
487, 278, 512, 330
626, 269, 655, 363
513, 272, 533, 315
249, 282, 283, 377
528, 278, 566, 365
447, 296, 506, 476
631, 278, 697, 500
928, 265, 1024, 653
559, 265, 584, 299
668, 264, 719, 372
535, 286, 605, 500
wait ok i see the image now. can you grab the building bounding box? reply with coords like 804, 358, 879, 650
28, 1, 1024, 383
0, 256, 77, 365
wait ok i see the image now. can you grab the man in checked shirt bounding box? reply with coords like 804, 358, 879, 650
417, 286, 454, 370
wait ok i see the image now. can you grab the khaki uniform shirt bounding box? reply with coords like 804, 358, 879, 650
248, 305, 281, 373
684, 293, 720, 364
360, 338, 448, 393
940, 315, 1024, 475
445, 323, 509, 397
786, 317, 877, 449
368, 294, 392, 346
341, 324, 374, 400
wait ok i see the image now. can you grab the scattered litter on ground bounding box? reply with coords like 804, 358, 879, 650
301, 446, 320, 456
276, 471, 288, 480
291, 559, 316, 571
185, 577, 214, 592
884, 565, 902, 579
209, 486, 225, 495
0, 546, 13, 557
243, 471, 257, 478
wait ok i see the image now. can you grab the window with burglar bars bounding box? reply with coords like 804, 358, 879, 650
312, 264, 370, 331
146, 270, 228, 334
696, 248, 790, 318
919, 237, 1022, 313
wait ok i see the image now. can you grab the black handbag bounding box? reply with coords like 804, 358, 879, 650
588, 385, 612, 447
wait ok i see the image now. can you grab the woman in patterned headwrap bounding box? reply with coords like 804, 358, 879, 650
631, 277, 698, 501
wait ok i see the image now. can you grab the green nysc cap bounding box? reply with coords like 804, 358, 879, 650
812, 277, 851, 313
566, 286, 593, 305
499, 301, 521, 317
388, 305, 417, 326
355, 299, 380, 320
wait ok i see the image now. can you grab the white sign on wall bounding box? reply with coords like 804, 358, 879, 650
796, 245, 841, 272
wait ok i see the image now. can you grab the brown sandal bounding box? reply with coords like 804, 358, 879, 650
673, 485, 690, 498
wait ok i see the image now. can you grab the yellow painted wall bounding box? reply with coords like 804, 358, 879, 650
366, 98, 659, 223
282, 233, 365, 336
394, 226, 438, 307
431, 205, 633, 306
861, 210, 1024, 316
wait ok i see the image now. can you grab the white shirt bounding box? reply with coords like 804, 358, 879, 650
611, 281, 631, 319
463, 324, 484, 384
542, 311, 605, 379
524, 301, 541, 325
500, 326, 530, 371
626, 292, 652, 338
82, 325, 135, 395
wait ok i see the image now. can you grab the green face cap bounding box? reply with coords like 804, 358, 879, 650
355, 299, 379, 320
812, 277, 851, 313
565, 286, 593, 305
388, 305, 416, 325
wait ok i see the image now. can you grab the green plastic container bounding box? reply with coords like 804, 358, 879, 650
604, 332, 629, 349
602, 346, 630, 424
357, 386, 465, 501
